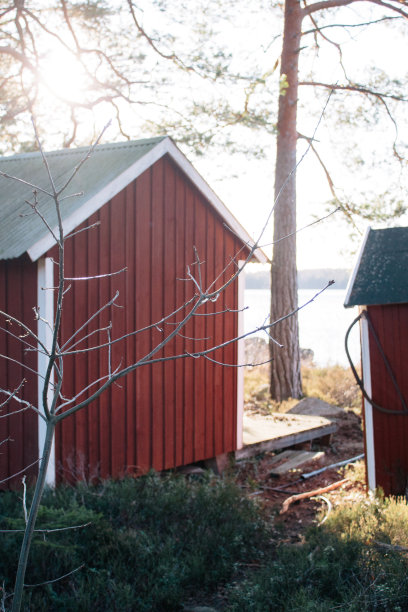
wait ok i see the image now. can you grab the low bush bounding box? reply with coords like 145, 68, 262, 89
227, 494, 408, 611
0, 472, 268, 611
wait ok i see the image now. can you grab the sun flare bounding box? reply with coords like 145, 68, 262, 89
39, 48, 90, 103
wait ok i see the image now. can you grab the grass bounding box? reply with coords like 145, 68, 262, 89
244, 362, 360, 413
227, 491, 408, 611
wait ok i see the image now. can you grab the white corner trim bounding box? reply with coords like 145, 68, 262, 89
361, 308, 376, 491
28, 137, 268, 264
344, 226, 371, 307
236, 261, 245, 450
37, 257, 55, 486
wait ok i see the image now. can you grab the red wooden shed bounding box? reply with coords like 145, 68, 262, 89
0, 137, 266, 488
345, 226, 408, 496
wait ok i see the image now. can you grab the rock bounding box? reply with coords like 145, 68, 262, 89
244, 337, 269, 364
300, 348, 314, 365
254, 383, 270, 401
288, 397, 344, 418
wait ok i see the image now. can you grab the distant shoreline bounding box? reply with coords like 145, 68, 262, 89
245, 268, 350, 291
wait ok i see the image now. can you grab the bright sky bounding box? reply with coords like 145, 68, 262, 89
181, 6, 408, 271
29, 1, 408, 272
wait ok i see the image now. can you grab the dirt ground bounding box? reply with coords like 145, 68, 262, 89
235, 406, 365, 542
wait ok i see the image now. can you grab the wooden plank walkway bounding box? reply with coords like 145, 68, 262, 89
268, 449, 324, 476
236, 413, 337, 460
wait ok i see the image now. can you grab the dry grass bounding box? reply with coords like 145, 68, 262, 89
244, 362, 361, 414
302, 364, 360, 410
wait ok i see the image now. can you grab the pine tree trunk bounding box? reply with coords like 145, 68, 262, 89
270, 0, 303, 401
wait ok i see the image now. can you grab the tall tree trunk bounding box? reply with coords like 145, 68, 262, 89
270, 0, 303, 401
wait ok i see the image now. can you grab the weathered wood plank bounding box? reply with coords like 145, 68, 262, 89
236, 413, 337, 460
269, 450, 324, 476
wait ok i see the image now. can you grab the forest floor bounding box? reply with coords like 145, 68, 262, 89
236, 358, 365, 544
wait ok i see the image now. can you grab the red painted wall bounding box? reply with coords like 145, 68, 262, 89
52, 155, 242, 482
0, 255, 38, 489
367, 304, 408, 495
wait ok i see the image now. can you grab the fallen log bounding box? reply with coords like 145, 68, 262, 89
280, 478, 349, 514
373, 541, 408, 554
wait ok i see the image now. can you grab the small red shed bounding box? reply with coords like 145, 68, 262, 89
345, 226, 408, 495
0, 137, 266, 488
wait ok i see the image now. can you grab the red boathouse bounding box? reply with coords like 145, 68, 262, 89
0, 137, 266, 488
345, 226, 408, 495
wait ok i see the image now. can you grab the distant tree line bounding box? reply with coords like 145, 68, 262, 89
245, 269, 350, 290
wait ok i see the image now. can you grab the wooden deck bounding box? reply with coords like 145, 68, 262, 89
236, 412, 337, 460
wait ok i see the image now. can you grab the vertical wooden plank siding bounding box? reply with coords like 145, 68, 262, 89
97, 203, 112, 480
0, 256, 38, 489
52, 154, 243, 481
110, 188, 127, 477
368, 304, 408, 495
174, 168, 186, 467
150, 159, 165, 470
87, 218, 101, 477
204, 210, 216, 459
163, 159, 176, 469
134, 168, 153, 473
182, 179, 196, 466
193, 191, 206, 461
124, 180, 136, 473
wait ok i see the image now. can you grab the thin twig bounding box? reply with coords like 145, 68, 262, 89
24, 564, 85, 588
22, 476, 28, 525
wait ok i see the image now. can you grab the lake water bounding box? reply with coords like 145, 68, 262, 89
244, 288, 360, 368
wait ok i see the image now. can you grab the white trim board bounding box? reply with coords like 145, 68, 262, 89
37, 257, 56, 486
361, 309, 376, 491
236, 261, 246, 450
344, 226, 371, 307
28, 138, 267, 264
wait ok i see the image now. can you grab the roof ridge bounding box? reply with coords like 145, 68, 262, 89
0, 136, 167, 162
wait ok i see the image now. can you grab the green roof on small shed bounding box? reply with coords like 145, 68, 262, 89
344, 226, 408, 307
0, 136, 266, 264
0, 137, 165, 261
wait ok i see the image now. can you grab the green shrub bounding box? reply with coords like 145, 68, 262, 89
0, 472, 268, 610
227, 495, 408, 611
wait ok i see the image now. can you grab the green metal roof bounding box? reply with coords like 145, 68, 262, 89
0, 136, 267, 264
344, 226, 408, 307
0, 137, 165, 260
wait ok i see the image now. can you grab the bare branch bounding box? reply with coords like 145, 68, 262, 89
203, 354, 274, 368
302, 14, 402, 35
0, 437, 12, 448
64, 267, 127, 281
303, 0, 408, 18
24, 565, 85, 589
0, 522, 91, 534
0, 310, 44, 353
0, 458, 41, 486
0, 354, 46, 381
300, 80, 407, 160
0, 170, 52, 197
56, 121, 111, 197
300, 80, 408, 103
0, 380, 25, 409
60, 292, 120, 351
22, 476, 28, 524
64, 221, 101, 240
